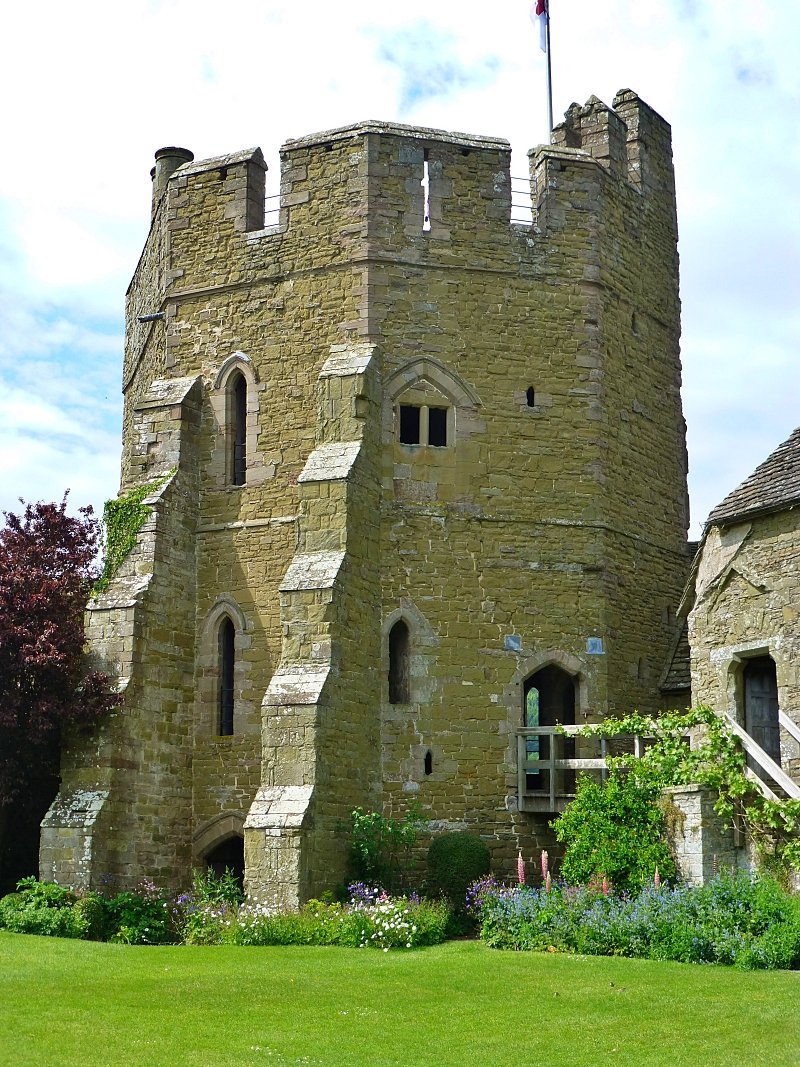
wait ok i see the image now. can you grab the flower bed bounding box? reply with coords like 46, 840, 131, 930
468, 873, 800, 970
0, 876, 451, 951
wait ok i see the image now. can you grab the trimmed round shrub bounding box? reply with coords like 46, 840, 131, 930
427, 832, 491, 909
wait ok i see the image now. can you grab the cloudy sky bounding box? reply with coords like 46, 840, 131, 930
0, 0, 797, 537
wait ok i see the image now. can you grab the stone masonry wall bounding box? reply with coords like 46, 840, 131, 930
47, 91, 689, 899
688, 510, 800, 773
370, 95, 688, 877
662, 784, 746, 885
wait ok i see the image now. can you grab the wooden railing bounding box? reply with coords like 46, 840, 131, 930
779, 710, 800, 748
516, 714, 800, 812
717, 710, 800, 801
516, 726, 648, 813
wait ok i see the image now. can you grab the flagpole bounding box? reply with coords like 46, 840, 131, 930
545, 1, 553, 132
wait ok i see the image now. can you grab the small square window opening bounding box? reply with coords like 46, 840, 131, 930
427, 407, 448, 447
399, 404, 421, 444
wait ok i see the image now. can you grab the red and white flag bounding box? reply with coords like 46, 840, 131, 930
531, 0, 547, 53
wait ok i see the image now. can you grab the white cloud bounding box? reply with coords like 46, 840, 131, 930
1, 0, 798, 535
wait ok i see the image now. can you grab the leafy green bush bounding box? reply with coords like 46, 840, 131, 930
0, 877, 177, 944
0, 875, 450, 952
73, 894, 114, 941
552, 771, 676, 893
0, 878, 88, 939
349, 805, 425, 893
576, 706, 800, 875
427, 831, 491, 909
106, 879, 177, 947
471, 872, 800, 969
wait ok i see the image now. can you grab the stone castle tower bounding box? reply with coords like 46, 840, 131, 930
40, 89, 689, 904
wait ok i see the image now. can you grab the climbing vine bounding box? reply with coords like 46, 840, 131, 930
93, 472, 173, 594
573, 706, 800, 875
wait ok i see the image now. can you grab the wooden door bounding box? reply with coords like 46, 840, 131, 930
744, 656, 781, 768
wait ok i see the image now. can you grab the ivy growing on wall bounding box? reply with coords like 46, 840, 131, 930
93, 472, 173, 594
572, 706, 800, 876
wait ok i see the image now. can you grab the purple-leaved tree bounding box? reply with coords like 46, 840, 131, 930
0, 497, 120, 885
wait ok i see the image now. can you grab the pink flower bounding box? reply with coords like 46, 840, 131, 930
545, 871, 552, 893
601, 876, 610, 897
517, 851, 526, 886
540, 850, 549, 881
654, 867, 661, 889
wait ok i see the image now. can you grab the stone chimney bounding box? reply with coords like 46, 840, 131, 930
150, 146, 194, 219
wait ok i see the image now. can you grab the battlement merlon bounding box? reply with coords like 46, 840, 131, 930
536, 89, 675, 197
159, 146, 268, 235
281, 119, 510, 155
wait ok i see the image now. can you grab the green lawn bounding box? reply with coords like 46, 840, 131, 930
2, 932, 799, 1066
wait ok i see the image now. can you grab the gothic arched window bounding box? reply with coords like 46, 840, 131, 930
228, 371, 247, 486
218, 616, 236, 735
523, 664, 576, 795
388, 619, 411, 704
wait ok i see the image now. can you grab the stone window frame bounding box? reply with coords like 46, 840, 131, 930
381, 604, 439, 785
211, 352, 265, 489
398, 401, 450, 447
384, 357, 481, 451
197, 595, 250, 737
228, 371, 248, 485
218, 615, 236, 735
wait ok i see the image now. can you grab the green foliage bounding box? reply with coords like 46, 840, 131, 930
94, 473, 173, 594
190, 865, 244, 909
426, 831, 491, 908
177, 867, 244, 945
0, 875, 449, 952
226, 895, 451, 950
472, 872, 800, 970
348, 804, 425, 892
72, 894, 114, 941
0, 877, 88, 939
576, 705, 800, 876
0, 877, 177, 944
552, 771, 676, 893
106, 884, 176, 945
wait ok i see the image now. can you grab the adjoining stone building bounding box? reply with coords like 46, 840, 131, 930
686, 426, 800, 785
40, 89, 691, 905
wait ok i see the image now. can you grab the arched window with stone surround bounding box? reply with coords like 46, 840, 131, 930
218, 616, 236, 735
523, 663, 577, 795
384, 357, 481, 453
213, 353, 261, 491
228, 370, 247, 486
388, 619, 411, 704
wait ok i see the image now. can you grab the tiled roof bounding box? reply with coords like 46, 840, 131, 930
659, 541, 698, 695
706, 425, 800, 527
659, 618, 691, 693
